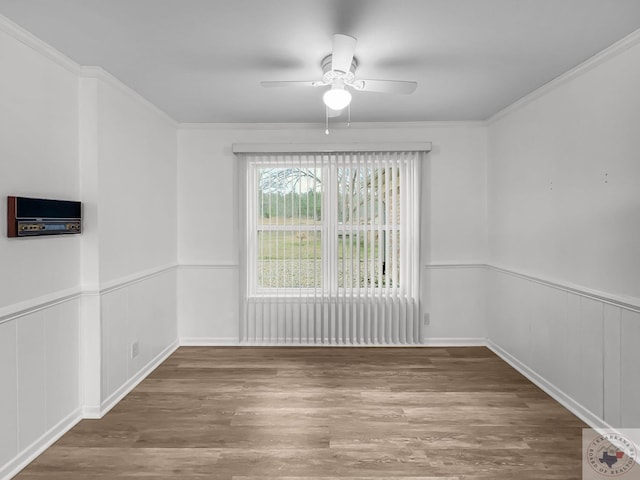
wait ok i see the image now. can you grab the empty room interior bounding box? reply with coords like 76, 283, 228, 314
1, 1, 640, 478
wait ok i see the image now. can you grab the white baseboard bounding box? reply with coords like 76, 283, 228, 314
98, 339, 180, 417
180, 337, 486, 347
81, 405, 101, 419
421, 337, 487, 347
486, 340, 611, 430
180, 337, 240, 346
0, 408, 82, 480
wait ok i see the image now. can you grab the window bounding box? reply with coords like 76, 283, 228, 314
246, 151, 419, 297
240, 149, 423, 345
256, 165, 323, 290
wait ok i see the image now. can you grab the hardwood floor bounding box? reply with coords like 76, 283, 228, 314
15, 347, 587, 479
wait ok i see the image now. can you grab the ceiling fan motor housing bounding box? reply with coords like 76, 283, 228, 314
321, 54, 357, 84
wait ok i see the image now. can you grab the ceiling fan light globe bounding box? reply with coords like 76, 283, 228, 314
323, 87, 352, 110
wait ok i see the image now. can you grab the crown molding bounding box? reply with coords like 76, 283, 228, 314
178, 120, 486, 131
0, 13, 81, 75
80, 66, 178, 128
487, 27, 640, 125
0, 13, 179, 128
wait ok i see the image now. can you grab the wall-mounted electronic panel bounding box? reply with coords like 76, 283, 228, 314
7, 196, 82, 237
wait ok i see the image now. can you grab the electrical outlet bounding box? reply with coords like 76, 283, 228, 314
423, 313, 430, 325
131, 341, 139, 359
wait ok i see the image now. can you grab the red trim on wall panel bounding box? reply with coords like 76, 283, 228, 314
7, 196, 17, 238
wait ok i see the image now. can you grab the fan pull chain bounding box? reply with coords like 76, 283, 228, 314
325, 106, 330, 135
347, 104, 351, 127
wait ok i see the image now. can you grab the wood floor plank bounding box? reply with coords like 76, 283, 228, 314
14, 347, 587, 479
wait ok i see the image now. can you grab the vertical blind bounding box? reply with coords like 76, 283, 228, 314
239, 150, 422, 345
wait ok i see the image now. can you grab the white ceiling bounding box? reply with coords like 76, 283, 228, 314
1, 0, 640, 123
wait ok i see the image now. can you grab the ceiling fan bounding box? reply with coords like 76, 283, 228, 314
261, 34, 417, 128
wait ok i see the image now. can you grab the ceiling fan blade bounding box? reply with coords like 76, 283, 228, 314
331, 34, 357, 74
260, 81, 320, 88
353, 79, 417, 94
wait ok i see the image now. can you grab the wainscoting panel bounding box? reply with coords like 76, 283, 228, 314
0, 321, 18, 469
178, 266, 239, 343
127, 272, 177, 377
621, 309, 640, 427
488, 266, 639, 429
44, 299, 80, 430
100, 288, 128, 403
563, 293, 583, 411
100, 268, 177, 405
16, 310, 46, 451
603, 303, 621, 427
578, 297, 604, 420
0, 296, 81, 480
487, 269, 532, 367
423, 266, 487, 341
528, 282, 566, 393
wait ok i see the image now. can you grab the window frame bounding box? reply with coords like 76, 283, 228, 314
247, 159, 403, 297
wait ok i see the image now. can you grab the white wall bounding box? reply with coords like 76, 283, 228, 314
95, 78, 178, 284
0, 28, 80, 308
0, 22, 82, 478
177, 124, 488, 343
488, 41, 640, 302
487, 36, 640, 428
